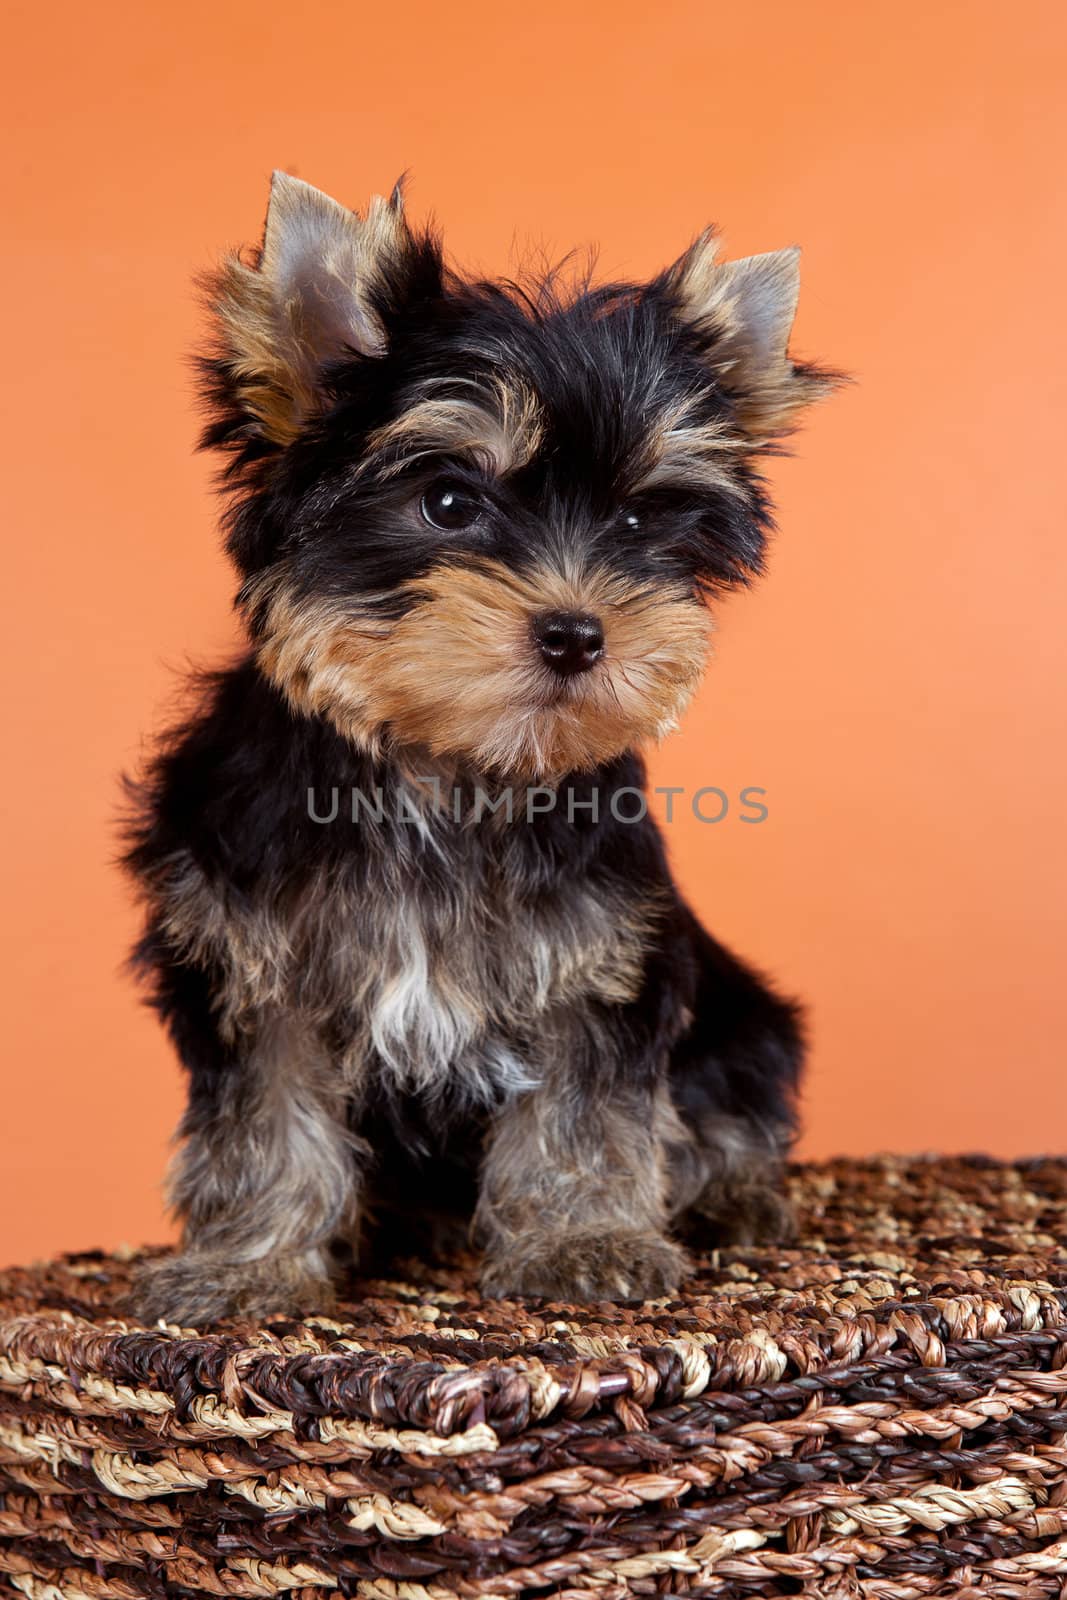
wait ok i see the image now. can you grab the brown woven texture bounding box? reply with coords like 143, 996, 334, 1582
1, 1157, 1066, 1600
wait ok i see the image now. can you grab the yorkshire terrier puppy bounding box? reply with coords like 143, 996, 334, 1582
125, 173, 832, 1325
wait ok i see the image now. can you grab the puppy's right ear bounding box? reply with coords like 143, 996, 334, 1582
202, 172, 434, 451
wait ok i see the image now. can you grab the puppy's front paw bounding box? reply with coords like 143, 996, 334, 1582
687, 1178, 795, 1248
481, 1229, 687, 1303
128, 1250, 336, 1327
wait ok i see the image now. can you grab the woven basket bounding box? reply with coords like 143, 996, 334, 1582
1, 1157, 1065, 1599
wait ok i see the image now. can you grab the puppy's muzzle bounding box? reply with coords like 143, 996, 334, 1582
531, 610, 605, 677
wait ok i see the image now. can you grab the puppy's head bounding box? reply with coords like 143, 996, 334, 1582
203, 173, 833, 779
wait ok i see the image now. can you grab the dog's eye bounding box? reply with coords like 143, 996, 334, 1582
420, 479, 484, 532
620, 510, 640, 531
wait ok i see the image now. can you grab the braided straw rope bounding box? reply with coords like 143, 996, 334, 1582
2, 1156, 1066, 1598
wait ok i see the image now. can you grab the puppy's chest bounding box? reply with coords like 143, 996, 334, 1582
295, 841, 645, 1096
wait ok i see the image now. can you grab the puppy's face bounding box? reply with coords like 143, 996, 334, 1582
204, 175, 830, 778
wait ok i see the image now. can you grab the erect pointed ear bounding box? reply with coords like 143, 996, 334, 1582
204, 172, 419, 448
664, 232, 834, 442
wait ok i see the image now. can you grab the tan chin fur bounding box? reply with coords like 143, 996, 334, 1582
251, 560, 711, 777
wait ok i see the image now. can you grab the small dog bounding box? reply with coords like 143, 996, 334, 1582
125, 173, 833, 1325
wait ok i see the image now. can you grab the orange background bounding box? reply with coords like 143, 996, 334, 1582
2, 0, 1065, 1266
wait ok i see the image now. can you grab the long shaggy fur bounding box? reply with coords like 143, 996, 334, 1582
125, 173, 832, 1324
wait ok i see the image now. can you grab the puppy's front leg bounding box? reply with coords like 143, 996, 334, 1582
477, 1025, 688, 1301
132, 1011, 362, 1325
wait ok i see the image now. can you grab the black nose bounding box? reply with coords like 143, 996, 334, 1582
532, 610, 605, 677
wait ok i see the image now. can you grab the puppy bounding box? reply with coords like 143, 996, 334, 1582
124, 173, 832, 1324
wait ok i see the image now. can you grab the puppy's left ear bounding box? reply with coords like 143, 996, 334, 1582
204, 172, 435, 451
663, 232, 835, 442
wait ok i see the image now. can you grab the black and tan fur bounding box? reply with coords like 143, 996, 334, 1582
124, 173, 833, 1324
